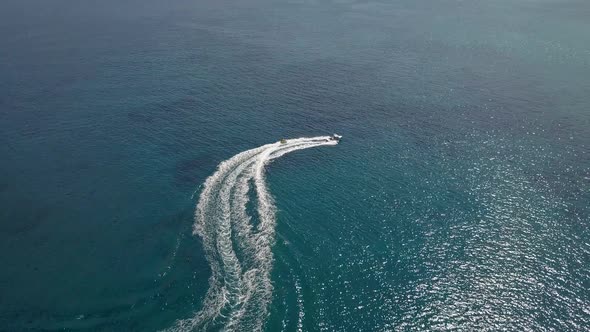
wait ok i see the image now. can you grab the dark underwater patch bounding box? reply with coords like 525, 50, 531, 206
174, 155, 217, 188
0, 200, 51, 235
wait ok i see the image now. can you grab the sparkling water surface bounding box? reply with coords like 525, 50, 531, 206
1, 0, 589, 330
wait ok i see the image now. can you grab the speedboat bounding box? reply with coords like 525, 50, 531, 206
329, 134, 342, 141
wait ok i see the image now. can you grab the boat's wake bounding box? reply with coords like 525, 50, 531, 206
166, 136, 339, 332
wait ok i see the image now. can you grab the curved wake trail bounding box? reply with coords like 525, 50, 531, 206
167, 136, 338, 332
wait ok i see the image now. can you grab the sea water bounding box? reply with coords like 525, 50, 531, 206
0, 0, 588, 330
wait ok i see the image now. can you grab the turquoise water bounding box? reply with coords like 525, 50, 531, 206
1, 0, 589, 330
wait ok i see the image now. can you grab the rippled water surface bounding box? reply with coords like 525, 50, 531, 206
1, 0, 589, 330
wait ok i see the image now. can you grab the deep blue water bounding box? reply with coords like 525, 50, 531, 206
1, 0, 589, 330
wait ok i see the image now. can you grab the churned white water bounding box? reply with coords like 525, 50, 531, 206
166, 137, 338, 331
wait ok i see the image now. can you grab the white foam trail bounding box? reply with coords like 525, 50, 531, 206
165, 137, 338, 332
